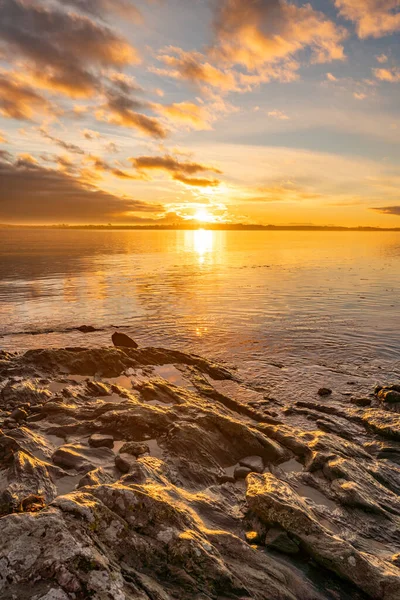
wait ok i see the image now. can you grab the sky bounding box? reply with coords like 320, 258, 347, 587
0, 0, 399, 227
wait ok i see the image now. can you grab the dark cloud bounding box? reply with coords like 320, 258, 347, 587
99, 90, 168, 138
371, 206, 400, 216
88, 156, 137, 179
0, 155, 162, 223
129, 154, 222, 187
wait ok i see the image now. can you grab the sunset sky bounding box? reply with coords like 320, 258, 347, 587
0, 0, 399, 226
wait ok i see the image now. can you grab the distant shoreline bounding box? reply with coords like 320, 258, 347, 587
1, 224, 400, 232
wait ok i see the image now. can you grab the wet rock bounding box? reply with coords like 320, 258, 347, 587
378, 389, 400, 404
88, 433, 114, 449
318, 388, 332, 397
52, 444, 114, 474
239, 455, 264, 473
115, 453, 137, 473
111, 332, 138, 349
234, 466, 252, 479
119, 441, 150, 456
76, 325, 97, 333
265, 527, 299, 555
10, 407, 28, 422
247, 472, 400, 600
78, 468, 114, 488
86, 380, 111, 397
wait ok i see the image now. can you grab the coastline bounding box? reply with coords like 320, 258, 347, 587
0, 342, 399, 599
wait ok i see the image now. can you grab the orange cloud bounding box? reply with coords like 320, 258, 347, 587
334, 0, 400, 38
213, 0, 347, 69
0, 73, 53, 120
0, 0, 139, 99
152, 101, 214, 130
155, 47, 238, 91
374, 67, 400, 82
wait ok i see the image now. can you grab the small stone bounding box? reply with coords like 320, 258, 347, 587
239, 456, 264, 474
350, 397, 371, 407
77, 325, 97, 333
112, 332, 138, 349
265, 528, 299, 555
318, 388, 332, 397
234, 466, 252, 480
219, 474, 235, 484
119, 441, 149, 457
115, 453, 136, 473
89, 434, 114, 449
11, 407, 28, 422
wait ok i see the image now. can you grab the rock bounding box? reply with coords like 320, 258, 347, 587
378, 389, 400, 404
265, 527, 299, 555
88, 433, 114, 449
76, 325, 97, 333
52, 444, 114, 474
318, 388, 332, 397
350, 397, 371, 407
111, 332, 138, 349
10, 407, 29, 422
78, 468, 114, 488
115, 453, 137, 473
86, 380, 111, 397
119, 441, 150, 457
245, 530, 264, 545
234, 466, 252, 479
239, 455, 264, 473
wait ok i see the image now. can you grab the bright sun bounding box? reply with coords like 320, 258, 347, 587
194, 208, 215, 223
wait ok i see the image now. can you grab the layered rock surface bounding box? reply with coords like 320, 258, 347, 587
0, 345, 399, 599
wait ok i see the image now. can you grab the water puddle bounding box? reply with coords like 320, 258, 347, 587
294, 483, 337, 510
106, 375, 133, 390
47, 381, 69, 394
56, 474, 82, 497
146, 439, 163, 459
205, 376, 264, 405
113, 440, 126, 453
153, 365, 196, 391
279, 458, 303, 473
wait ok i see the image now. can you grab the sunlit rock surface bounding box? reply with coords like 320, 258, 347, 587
0, 345, 399, 599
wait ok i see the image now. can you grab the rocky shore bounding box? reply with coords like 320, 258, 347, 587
0, 340, 399, 600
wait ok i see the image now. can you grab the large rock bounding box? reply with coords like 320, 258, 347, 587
111, 332, 138, 349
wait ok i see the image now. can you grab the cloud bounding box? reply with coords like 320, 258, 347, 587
0, 0, 139, 98
61, 0, 142, 22
371, 206, 400, 216
152, 101, 214, 130
376, 53, 389, 63
87, 155, 137, 179
326, 72, 338, 81
154, 47, 238, 91
0, 154, 162, 223
213, 0, 347, 69
39, 128, 85, 155
268, 109, 290, 120
0, 72, 53, 119
334, 0, 400, 38
129, 154, 222, 187
0, 130, 7, 143
97, 90, 168, 138
373, 67, 400, 82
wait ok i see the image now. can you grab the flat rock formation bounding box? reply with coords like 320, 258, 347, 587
0, 345, 399, 599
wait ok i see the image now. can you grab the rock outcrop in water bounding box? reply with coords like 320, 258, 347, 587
0, 345, 399, 599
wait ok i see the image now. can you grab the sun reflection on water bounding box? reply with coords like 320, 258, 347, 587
187, 229, 215, 264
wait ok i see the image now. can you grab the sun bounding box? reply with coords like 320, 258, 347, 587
193, 208, 215, 223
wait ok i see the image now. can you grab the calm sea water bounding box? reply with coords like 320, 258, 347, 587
1, 229, 400, 384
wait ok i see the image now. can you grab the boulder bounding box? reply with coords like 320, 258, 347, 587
119, 441, 150, 457
115, 453, 137, 474
318, 388, 332, 397
239, 455, 264, 473
88, 434, 114, 449
111, 332, 138, 349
